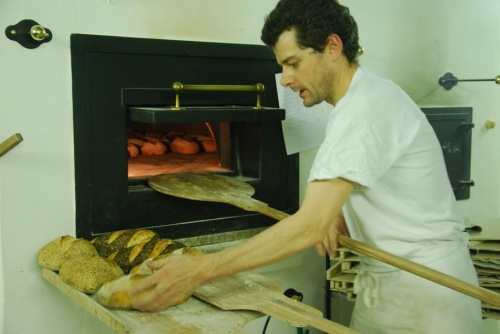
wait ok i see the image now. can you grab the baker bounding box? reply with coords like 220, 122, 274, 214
129, 0, 482, 332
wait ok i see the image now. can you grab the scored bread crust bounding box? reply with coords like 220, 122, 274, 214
108, 234, 160, 274
92, 230, 186, 274
91, 229, 161, 270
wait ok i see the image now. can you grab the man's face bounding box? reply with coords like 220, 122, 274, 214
273, 29, 334, 107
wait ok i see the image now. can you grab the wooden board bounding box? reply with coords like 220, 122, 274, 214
42, 269, 278, 334
193, 273, 359, 334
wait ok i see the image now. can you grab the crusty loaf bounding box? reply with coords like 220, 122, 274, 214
59, 255, 124, 294
91, 229, 159, 259
96, 260, 153, 309
92, 230, 186, 274
128, 246, 204, 275
108, 234, 160, 274
148, 239, 186, 259
37, 235, 98, 271
97, 247, 204, 309
170, 137, 199, 155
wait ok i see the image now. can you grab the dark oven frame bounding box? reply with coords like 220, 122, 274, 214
71, 34, 299, 240
421, 107, 473, 200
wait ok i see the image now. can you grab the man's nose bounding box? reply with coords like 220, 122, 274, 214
280, 70, 294, 87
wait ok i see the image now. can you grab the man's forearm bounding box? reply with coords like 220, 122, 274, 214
200, 178, 354, 282
201, 212, 317, 282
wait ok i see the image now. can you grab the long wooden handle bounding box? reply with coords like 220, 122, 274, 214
338, 235, 500, 306
308, 316, 359, 334
252, 201, 500, 307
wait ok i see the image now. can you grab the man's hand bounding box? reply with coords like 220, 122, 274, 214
128, 254, 207, 312
316, 214, 349, 257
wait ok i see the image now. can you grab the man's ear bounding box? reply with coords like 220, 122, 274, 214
325, 34, 343, 58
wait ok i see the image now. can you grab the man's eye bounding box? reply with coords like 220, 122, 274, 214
288, 62, 298, 69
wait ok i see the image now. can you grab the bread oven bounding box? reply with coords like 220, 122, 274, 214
71, 34, 299, 242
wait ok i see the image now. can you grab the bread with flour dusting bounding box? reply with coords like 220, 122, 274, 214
96, 247, 204, 309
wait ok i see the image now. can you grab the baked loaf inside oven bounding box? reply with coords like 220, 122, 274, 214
37, 235, 98, 271
140, 141, 168, 155
97, 247, 204, 309
59, 255, 124, 294
170, 137, 199, 154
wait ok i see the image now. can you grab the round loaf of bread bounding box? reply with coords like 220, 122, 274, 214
37, 235, 98, 271
141, 141, 167, 155
170, 137, 199, 155
59, 255, 124, 294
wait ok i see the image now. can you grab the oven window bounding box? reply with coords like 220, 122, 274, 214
127, 121, 232, 178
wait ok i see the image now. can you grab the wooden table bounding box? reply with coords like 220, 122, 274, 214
42, 268, 279, 334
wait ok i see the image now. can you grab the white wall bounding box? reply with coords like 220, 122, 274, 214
346, 0, 500, 220
1, 1, 499, 333
0, 177, 3, 331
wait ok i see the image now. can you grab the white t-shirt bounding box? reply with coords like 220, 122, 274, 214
308, 66, 468, 271
309, 65, 481, 333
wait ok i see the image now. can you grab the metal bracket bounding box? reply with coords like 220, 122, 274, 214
459, 180, 475, 188
439, 72, 500, 91
5, 19, 52, 49
461, 122, 475, 131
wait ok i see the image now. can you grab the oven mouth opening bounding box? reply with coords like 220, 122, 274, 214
127, 120, 233, 179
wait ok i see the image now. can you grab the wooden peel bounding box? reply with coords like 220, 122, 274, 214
148, 172, 500, 308
194, 272, 359, 334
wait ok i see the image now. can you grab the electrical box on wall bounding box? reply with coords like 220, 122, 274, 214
421, 107, 474, 200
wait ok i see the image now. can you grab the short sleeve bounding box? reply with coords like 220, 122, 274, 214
308, 121, 402, 188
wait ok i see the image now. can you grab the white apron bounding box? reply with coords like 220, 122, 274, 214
350, 240, 482, 333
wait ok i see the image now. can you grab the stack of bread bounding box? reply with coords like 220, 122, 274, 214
37, 229, 204, 310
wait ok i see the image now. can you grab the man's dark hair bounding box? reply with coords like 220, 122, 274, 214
261, 0, 360, 63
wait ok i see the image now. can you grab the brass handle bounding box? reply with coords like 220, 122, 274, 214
30, 25, 50, 41
0, 133, 23, 157
171, 82, 265, 110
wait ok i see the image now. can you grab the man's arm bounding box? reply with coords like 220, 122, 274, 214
129, 177, 354, 311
